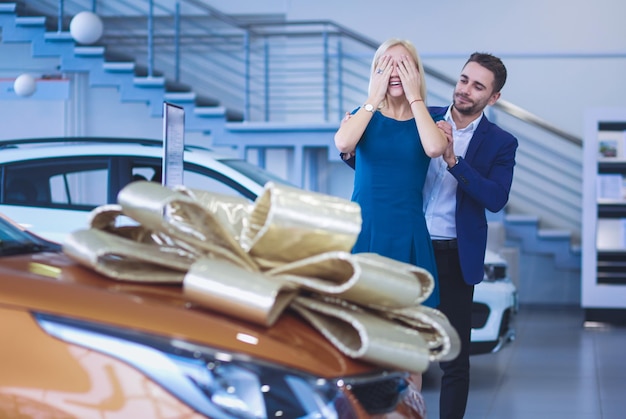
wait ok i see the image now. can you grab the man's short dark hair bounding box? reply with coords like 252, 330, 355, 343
465, 52, 507, 93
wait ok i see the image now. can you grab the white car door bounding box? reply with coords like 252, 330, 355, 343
1, 157, 111, 243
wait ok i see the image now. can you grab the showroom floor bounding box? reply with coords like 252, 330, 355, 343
420, 304, 626, 419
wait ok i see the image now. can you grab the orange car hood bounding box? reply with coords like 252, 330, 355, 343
0, 251, 378, 378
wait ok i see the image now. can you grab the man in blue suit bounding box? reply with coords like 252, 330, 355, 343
423, 52, 517, 418
341, 52, 517, 418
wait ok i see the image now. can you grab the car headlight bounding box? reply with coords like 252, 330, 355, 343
36, 313, 355, 418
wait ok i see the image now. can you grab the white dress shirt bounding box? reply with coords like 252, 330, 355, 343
423, 107, 482, 240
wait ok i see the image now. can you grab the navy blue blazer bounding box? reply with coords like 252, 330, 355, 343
341, 105, 518, 285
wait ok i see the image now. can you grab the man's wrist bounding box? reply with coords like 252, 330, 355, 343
447, 155, 460, 170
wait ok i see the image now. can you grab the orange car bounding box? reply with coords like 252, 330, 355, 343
0, 212, 426, 418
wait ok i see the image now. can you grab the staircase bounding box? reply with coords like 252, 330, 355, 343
505, 215, 581, 305
0, 1, 582, 305
1, 4, 239, 133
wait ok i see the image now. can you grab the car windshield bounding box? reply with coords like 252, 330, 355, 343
219, 159, 296, 188
0, 215, 60, 256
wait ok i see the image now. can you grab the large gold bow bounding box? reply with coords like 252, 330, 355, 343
63, 181, 460, 373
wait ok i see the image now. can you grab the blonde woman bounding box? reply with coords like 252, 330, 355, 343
334, 38, 449, 308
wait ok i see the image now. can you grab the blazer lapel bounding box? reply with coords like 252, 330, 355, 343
464, 115, 492, 163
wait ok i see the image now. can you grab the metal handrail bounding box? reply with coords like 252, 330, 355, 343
495, 100, 582, 146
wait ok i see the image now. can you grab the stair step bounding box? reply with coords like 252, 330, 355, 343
194, 106, 227, 116
537, 229, 572, 240
133, 77, 165, 87
103, 62, 135, 72
0, 3, 16, 13
225, 121, 340, 132
15, 16, 46, 26
164, 79, 193, 93
44, 32, 74, 41
74, 46, 105, 56
164, 92, 196, 102
505, 214, 539, 224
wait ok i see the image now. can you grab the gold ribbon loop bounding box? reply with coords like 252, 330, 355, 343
184, 258, 298, 327
88, 204, 124, 231
352, 253, 434, 306
266, 251, 433, 307
291, 296, 430, 373
384, 305, 461, 362
63, 228, 192, 283
241, 182, 362, 267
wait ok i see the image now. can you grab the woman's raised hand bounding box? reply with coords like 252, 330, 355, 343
370, 55, 393, 103
396, 54, 422, 103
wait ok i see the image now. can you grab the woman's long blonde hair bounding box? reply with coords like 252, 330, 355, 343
368, 38, 427, 107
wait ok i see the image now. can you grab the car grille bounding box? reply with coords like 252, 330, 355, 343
472, 302, 490, 329
347, 373, 406, 414
483, 264, 507, 281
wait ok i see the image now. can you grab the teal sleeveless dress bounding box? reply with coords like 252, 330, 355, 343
351, 110, 439, 307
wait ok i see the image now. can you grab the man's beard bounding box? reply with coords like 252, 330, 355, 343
453, 93, 486, 116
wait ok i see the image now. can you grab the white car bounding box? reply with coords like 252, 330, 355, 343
0, 137, 289, 243
0, 137, 516, 354
472, 249, 518, 354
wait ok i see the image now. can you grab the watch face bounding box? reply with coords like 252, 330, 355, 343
364, 104, 374, 112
